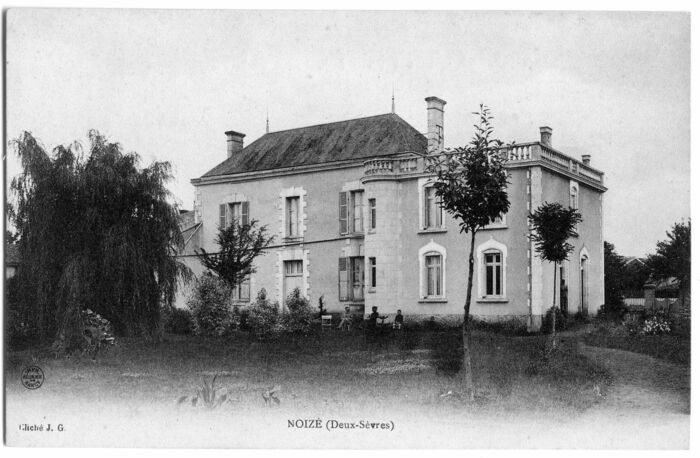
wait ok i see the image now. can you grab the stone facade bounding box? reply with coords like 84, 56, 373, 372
178, 97, 607, 331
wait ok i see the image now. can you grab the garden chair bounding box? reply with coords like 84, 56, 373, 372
321, 314, 333, 329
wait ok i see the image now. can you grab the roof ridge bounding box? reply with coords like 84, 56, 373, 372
264, 112, 400, 136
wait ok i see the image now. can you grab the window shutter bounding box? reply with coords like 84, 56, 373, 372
338, 257, 348, 301
423, 188, 430, 229
241, 201, 249, 226
219, 204, 226, 228
339, 192, 348, 234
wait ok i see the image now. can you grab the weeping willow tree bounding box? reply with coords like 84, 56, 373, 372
8, 130, 190, 343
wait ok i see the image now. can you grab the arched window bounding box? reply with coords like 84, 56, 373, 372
569, 181, 579, 209
483, 250, 503, 297
419, 240, 447, 300
477, 238, 508, 301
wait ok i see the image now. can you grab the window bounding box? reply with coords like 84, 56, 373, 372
369, 198, 376, 230
569, 182, 579, 209
219, 201, 249, 228
369, 257, 377, 289
283, 260, 303, 299
476, 239, 507, 301
232, 277, 251, 302
425, 254, 443, 297
338, 256, 364, 301
483, 251, 503, 297
423, 186, 443, 229
339, 190, 364, 234
286, 196, 300, 237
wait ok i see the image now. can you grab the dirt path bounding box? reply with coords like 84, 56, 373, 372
568, 343, 690, 448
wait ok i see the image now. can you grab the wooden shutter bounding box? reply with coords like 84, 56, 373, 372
219, 204, 226, 228
339, 192, 348, 234
241, 201, 249, 226
338, 257, 349, 301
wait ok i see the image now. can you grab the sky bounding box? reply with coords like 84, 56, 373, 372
5, 9, 690, 257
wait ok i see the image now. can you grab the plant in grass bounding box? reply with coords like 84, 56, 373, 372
640, 313, 672, 335
424, 104, 511, 402
247, 288, 281, 339
177, 374, 227, 409
528, 202, 582, 350
281, 288, 314, 335
187, 274, 233, 336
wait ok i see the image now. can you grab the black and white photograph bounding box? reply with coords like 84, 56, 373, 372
3, 5, 693, 450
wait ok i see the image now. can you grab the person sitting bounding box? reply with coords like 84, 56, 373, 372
367, 306, 379, 333
393, 309, 404, 330
337, 306, 353, 330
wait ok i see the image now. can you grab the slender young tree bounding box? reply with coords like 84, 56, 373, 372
9, 130, 190, 343
528, 202, 582, 347
425, 105, 511, 401
196, 219, 274, 291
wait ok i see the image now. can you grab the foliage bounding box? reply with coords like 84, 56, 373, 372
541, 307, 568, 334
602, 241, 627, 319
247, 288, 281, 339
280, 288, 314, 335
50, 308, 116, 359
187, 274, 233, 336
621, 258, 651, 297
8, 130, 190, 342
640, 313, 672, 336
162, 307, 193, 335
528, 203, 582, 263
196, 219, 274, 290
645, 220, 690, 302
5, 229, 18, 244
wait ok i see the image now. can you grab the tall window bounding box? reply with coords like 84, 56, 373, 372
283, 260, 303, 299
232, 277, 251, 302
425, 254, 442, 297
424, 186, 443, 229
368, 198, 376, 230
338, 256, 364, 301
339, 190, 364, 234
219, 201, 249, 228
483, 251, 503, 297
569, 183, 579, 209
369, 257, 377, 288
286, 196, 300, 237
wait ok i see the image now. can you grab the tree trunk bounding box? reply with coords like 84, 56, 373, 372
550, 262, 557, 350
463, 230, 477, 402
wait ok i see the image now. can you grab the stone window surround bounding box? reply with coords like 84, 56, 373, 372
476, 237, 508, 303
275, 247, 311, 308
418, 177, 446, 233
418, 239, 447, 302
279, 186, 307, 241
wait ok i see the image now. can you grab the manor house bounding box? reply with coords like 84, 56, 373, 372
179, 96, 606, 330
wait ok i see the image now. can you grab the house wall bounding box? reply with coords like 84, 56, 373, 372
179, 158, 604, 331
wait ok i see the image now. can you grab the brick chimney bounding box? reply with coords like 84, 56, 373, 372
581, 154, 591, 166
539, 126, 552, 147
225, 130, 245, 158
425, 96, 446, 153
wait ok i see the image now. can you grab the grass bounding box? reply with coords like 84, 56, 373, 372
6, 327, 611, 418
583, 321, 690, 366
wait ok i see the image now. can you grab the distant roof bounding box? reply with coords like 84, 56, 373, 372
177, 210, 195, 229
624, 256, 647, 267
5, 244, 20, 266
202, 113, 427, 177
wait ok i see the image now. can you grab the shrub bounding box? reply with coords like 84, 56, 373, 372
640, 313, 671, 335
541, 307, 568, 334
597, 302, 628, 321
187, 274, 233, 336
247, 288, 280, 339
163, 307, 193, 335
280, 288, 314, 335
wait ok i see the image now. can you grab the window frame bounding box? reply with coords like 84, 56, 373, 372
418, 241, 447, 302
369, 257, 377, 290
285, 196, 300, 238
476, 238, 508, 302
425, 253, 443, 298
232, 277, 251, 303
483, 249, 503, 298
368, 198, 376, 231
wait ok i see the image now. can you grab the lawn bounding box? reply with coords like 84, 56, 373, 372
6, 328, 610, 416
582, 322, 690, 366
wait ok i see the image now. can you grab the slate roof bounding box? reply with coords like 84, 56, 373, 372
202, 113, 427, 177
